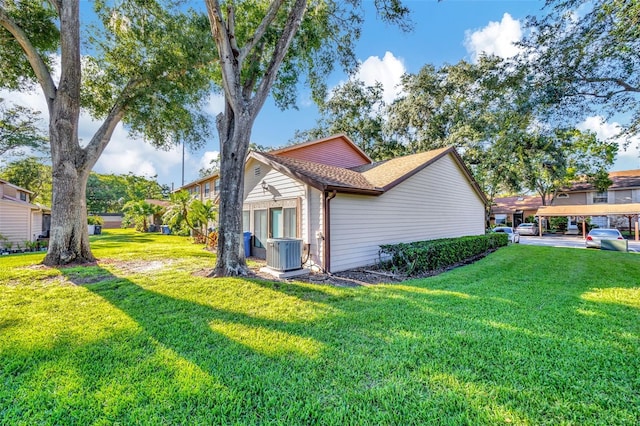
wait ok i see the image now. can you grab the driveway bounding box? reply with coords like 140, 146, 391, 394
520, 234, 640, 252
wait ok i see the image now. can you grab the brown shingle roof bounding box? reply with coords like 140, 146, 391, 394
491, 195, 542, 214
252, 152, 381, 193
252, 146, 487, 204
360, 147, 451, 189
566, 169, 640, 192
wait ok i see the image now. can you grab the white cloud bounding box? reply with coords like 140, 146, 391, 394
199, 150, 220, 170
578, 116, 640, 171
1, 83, 216, 187
464, 13, 523, 63
354, 51, 406, 104
205, 93, 225, 116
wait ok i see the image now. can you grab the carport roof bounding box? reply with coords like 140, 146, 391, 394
536, 203, 640, 217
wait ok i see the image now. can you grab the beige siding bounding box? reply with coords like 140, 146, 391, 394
243, 158, 273, 200
244, 167, 304, 202
0, 201, 32, 246
31, 211, 42, 239
554, 192, 587, 205
329, 154, 485, 272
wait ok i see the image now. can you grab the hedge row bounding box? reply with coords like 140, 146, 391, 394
379, 233, 508, 275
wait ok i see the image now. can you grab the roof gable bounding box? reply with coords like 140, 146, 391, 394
250, 152, 381, 194
269, 134, 372, 168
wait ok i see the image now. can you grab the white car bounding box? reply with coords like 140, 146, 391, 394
516, 223, 540, 236
492, 226, 520, 244
585, 228, 624, 249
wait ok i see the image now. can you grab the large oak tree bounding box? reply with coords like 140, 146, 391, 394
0, 0, 216, 265
204, 0, 411, 276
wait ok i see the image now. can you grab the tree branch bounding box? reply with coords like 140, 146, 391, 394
0, 6, 57, 108
575, 70, 640, 93
238, 0, 286, 66
250, 0, 307, 116
204, 0, 241, 115
83, 79, 138, 170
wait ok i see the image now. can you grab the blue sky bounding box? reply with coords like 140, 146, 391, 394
3, 0, 638, 188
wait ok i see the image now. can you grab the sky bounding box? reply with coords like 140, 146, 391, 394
2, 0, 639, 189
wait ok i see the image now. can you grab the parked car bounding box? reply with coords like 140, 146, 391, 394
516, 223, 540, 236
585, 228, 624, 248
492, 226, 520, 244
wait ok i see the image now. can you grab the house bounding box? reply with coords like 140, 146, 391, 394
238, 135, 486, 273
0, 179, 50, 247
490, 195, 542, 227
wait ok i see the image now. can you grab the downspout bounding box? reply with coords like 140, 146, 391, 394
323, 190, 337, 273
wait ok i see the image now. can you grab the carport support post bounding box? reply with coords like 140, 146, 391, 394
539, 218, 544, 237
582, 220, 586, 239
635, 219, 638, 241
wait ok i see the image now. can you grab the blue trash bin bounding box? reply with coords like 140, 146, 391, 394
161, 225, 171, 235
243, 232, 252, 256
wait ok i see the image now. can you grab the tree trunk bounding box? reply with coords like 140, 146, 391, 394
43, 157, 93, 265
211, 107, 252, 277
43, 99, 93, 265
42, 0, 97, 266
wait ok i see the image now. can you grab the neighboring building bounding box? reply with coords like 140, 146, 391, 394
0, 179, 50, 247
178, 172, 220, 202
232, 135, 485, 273
97, 213, 123, 229
490, 195, 542, 227
491, 169, 640, 234
547, 170, 640, 229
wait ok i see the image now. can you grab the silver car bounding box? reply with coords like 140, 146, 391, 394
585, 228, 624, 248
516, 223, 540, 236
492, 226, 520, 244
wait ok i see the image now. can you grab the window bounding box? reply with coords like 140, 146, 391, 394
214, 179, 220, 193
204, 182, 211, 197
593, 191, 608, 204
254, 209, 267, 248
557, 193, 569, 199
494, 214, 507, 225
19, 192, 27, 202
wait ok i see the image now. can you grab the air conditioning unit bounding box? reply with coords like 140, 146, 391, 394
266, 238, 302, 271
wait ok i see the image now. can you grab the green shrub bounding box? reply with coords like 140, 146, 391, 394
87, 215, 104, 225
379, 233, 508, 275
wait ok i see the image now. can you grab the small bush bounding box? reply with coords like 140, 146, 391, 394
379, 233, 508, 275
87, 215, 104, 225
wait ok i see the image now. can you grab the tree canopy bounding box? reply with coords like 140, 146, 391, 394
522, 0, 640, 138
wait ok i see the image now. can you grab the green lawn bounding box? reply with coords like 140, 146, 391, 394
1, 229, 639, 425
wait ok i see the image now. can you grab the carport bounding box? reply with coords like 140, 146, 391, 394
536, 203, 640, 240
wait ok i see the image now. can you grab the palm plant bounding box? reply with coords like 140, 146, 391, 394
122, 200, 162, 232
